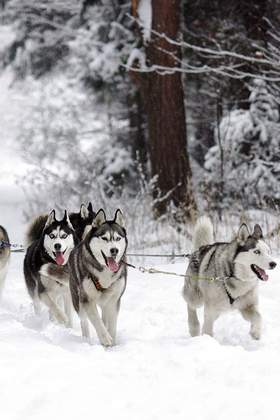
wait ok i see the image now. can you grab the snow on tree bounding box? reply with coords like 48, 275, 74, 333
204, 78, 280, 209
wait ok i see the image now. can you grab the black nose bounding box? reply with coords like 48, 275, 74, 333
110, 248, 119, 257
270, 261, 277, 269
54, 243, 61, 251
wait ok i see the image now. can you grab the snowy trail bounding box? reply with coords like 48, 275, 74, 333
1, 251, 280, 420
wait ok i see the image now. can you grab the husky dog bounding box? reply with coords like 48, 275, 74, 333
68, 209, 127, 346
67, 202, 95, 241
24, 210, 77, 326
25, 203, 95, 245
183, 217, 277, 340
0, 226, 11, 299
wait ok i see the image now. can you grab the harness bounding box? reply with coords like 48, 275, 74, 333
223, 282, 235, 305
223, 264, 236, 305
89, 273, 107, 292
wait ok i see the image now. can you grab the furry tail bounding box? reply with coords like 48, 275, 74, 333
25, 214, 48, 247
0, 225, 10, 243
192, 216, 214, 251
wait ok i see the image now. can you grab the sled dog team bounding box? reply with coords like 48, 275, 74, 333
0, 204, 277, 346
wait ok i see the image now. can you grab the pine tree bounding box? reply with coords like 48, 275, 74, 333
204, 78, 280, 209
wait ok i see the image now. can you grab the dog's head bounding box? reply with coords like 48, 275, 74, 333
43, 210, 76, 265
87, 209, 127, 272
69, 202, 96, 241
234, 223, 277, 281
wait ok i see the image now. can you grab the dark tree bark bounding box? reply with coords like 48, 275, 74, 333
132, 0, 196, 218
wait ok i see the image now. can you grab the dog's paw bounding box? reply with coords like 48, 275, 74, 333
99, 330, 113, 347
189, 326, 200, 337
250, 328, 261, 340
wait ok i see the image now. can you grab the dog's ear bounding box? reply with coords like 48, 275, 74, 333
45, 209, 56, 228
253, 224, 263, 240
87, 202, 93, 214
80, 203, 89, 220
63, 210, 74, 230
114, 209, 125, 228
237, 223, 250, 244
92, 209, 106, 227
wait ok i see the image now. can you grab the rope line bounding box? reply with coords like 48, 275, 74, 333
126, 252, 191, 258
122, 260, 226, 282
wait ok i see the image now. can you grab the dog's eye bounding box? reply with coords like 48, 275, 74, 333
254, 250, 261, 255
115, 237, 121, 242
61, 234, 68, 239
49, 234, 55, 239
101, 237, 108, 242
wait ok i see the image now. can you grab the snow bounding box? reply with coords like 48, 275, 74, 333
1, 209, 280, 419
138, 0, 152, 42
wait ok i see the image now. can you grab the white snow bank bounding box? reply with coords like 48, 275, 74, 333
1, 253, 280, 420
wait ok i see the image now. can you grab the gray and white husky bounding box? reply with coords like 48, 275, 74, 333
68, 209, 127, 346
0, 225, 11, 300
183, 217, 277, 340
24, 210, 77, 326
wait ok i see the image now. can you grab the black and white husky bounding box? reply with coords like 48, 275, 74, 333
0, 225, 11, 300
25, 203, 95, 244
183, 217, 277, 340
68, 209, 127, 346
24, 210, 77, 326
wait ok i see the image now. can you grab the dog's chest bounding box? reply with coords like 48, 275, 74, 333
39, 263, 70, 291
82, 269, 123, 301
94, 267, 119, 289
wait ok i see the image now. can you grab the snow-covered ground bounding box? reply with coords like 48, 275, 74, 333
1, 242, 280, 419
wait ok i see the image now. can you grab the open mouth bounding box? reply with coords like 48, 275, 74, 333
53, 250, 66, 266
251, 264, 268, 281
101, 251, 119, 273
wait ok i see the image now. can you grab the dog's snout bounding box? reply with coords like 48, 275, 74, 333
270, 261, 277, 269
54, 243, 61, 251
110, 247, 119, 257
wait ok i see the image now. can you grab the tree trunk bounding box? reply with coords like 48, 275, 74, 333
128, 89, 148, 176
132, 0, 196, 218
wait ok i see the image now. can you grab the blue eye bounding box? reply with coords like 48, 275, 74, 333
254, 250, 261, 255
115, 237, 121, 242
61, 234, 68, 239
102, 237, 108, 242
49, 234, 55, 239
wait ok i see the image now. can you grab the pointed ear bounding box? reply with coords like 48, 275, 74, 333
80, 203, 89, 220
237, 223, 250, 244
63, 210, 74, 230
114, 209, 125, 228
92, 209, 106, 228
45, 210, 56, 228
87, 202, 93, 214
253, 224, 263, 240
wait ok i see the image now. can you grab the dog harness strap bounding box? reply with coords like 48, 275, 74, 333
223, 283, 235, 305
89, 274, 106, 292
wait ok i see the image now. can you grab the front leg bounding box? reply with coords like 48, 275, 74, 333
240, 305, 262, 340
84, 301, 113, 347
102, 300, 120, 345
40, 292, 68, 325
63, 292, 73, 328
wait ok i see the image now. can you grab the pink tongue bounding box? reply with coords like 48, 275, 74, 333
107, 257, 119, 273
260, 269, 268, 281
55, 252, 65, 266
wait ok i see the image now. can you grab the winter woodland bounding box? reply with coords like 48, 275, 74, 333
1, 1, 280, 251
